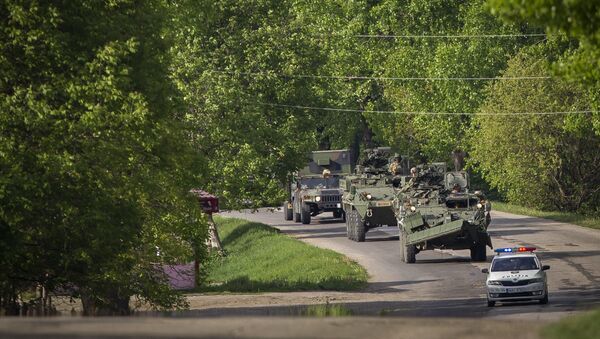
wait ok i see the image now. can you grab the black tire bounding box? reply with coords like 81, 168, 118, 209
283, 202, 293, 221
470, 242, 487, 262
333, 210, 342, 219
399, 230, 416, 263
301, 203, 311, 224
487, 299, 495, 307
540, 290, 548, 304
345, 210, 352, 239
349, 210, 356, 241
355, 212, 366, 242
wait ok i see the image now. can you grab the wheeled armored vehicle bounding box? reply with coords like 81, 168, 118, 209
341, 148, 409, 242
394, 163, 492, 263
283, 149, 352, 224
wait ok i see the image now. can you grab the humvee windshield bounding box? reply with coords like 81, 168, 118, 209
298, 177, 339, 189
445, 198, 479, 209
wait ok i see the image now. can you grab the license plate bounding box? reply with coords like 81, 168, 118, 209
336, 203, 341, 208
506, 288, 521, 293
376, 201, 391, 207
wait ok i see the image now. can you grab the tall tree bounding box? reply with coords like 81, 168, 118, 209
0, 0, 206, 315
489, 0, 600, 134
470, 42, 600, 212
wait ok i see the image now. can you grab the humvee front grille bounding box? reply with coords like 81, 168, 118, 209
321, 195, 341, 203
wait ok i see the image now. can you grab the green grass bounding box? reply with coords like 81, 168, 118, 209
492, 201, 600, 230
542, 308, 600, 339
303, 303, 353, 317
198, 216, 368, 293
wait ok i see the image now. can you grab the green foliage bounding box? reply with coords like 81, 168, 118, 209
200, 216, 368, 292
363, 0, 535, 162
541, 308, 600, 339
470, 43, 600, 212
488, 0, 600, 134
170, 0, 327, 209
0, 1, 207, 314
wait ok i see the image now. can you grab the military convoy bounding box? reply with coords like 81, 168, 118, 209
341, 148, 408, 242
283, 149, 352, 224
393, 163, 492, 263
283, 147, 493, 264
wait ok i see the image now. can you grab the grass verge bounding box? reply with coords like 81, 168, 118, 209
492, 201, 600, 230
541, 308, 600, 339
198, 216, 368, 293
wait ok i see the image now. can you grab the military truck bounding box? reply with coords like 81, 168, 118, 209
341, 148, 410, 242
283, 149, 353, 224
393, 163, 492, 263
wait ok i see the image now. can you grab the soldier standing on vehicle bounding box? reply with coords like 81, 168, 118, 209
389, 154, 402, 175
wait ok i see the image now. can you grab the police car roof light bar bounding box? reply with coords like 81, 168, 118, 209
494, 247, 536, 254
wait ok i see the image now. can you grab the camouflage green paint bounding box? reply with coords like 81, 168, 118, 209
284, 150, 352, 224
393, 163, 492, 263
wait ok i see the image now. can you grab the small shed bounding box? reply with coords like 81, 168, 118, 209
190, 189, 219, 214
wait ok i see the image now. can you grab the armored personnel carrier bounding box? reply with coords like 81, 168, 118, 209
393, 163, 492, 263
341, 148, 410, 242
283, 149, 352, 224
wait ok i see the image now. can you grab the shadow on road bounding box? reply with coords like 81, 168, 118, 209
488, 229, 544, 237
365, 279, 440, 293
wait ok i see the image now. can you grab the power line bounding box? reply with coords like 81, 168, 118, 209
210, 70, 551, 81
258, 102, 595, 116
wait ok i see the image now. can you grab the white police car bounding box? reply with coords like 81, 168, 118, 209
481, 247, 550, 307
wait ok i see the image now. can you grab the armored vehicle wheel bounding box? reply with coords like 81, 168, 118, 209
301, 204, 311, 224
333, 210, 343, 219
470, 242, 487, 262
345, 212, 352, 239
283, 202, 293, 221
355, 212, 366, 242
487, 299, 495, 307
399, 231, 416, 263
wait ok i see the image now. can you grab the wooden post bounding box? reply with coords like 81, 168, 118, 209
206, 213, 224, 256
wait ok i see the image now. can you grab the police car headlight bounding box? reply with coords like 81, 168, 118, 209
477, 203, 483, 209
487, 280, 502, 286
315, 196, 321, 202
366, 194, 372, 200
410, 206, 416, 212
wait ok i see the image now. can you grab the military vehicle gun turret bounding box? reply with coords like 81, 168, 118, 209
393, 163, 492, 263
283, 149, 352, 224
341, 148, 410, 242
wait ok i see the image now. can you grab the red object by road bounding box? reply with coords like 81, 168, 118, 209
190, 189, 219, 214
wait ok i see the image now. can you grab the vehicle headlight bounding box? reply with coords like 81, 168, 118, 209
366, 194, 372, 200
477, 203, 483, 209
487, 280, 502, 286
410, 206, 416, 212
315, 196, 321, 202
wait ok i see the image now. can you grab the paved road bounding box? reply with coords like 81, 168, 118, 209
219, 209, 600, 320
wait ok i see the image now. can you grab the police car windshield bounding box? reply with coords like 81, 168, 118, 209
491, 256, 539, 272
299, 177, 339, 189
